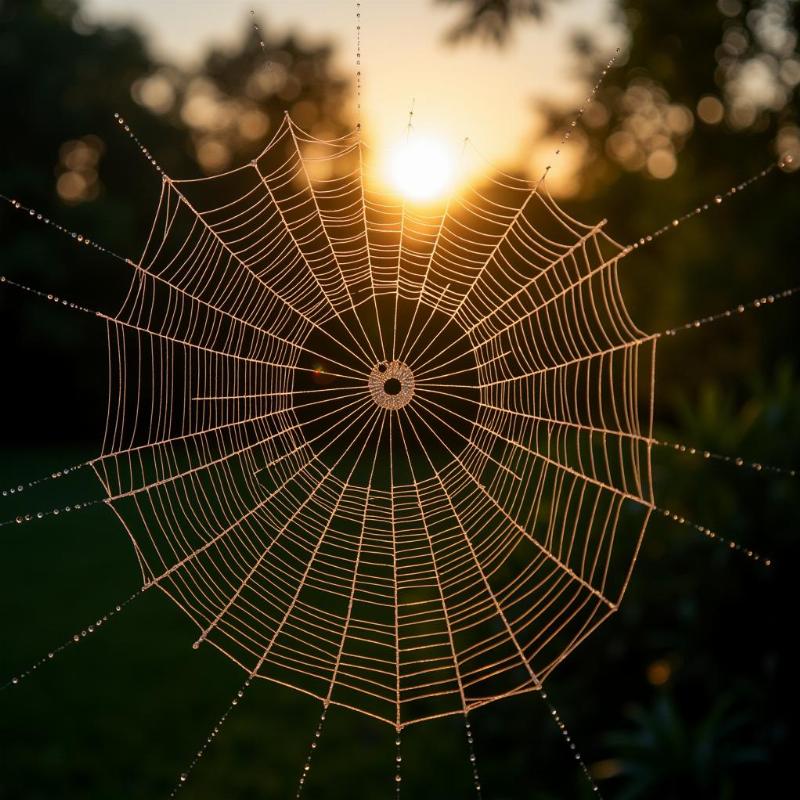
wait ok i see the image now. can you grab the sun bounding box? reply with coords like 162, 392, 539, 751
387, 136, 456, 202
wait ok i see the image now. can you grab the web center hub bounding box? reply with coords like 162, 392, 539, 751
368, 360, 415, 410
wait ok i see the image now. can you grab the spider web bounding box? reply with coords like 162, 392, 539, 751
91, 113, 655, 729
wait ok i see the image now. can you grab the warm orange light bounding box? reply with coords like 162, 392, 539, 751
387, 137, 455, 202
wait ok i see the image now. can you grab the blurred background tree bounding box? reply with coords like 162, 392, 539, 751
0, 0, 350, 445
1, 0, 798, 798
439, 1, 799, 797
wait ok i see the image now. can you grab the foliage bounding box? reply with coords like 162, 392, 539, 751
603, 694, 767, 799
436, 0, 556, 44
0, 0, 351, 445
437, 2, 800, 797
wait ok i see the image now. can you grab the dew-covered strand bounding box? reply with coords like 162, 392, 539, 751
624, 154, 793, 254
249, 9, 272, 69
0, 460, 92, 499
659, 285, 799, 339
657, 504, 771, 566
169, 676, 253, 797
0, 192, 130, 316
539, 688, 603, 796
2, 588, 142, 691
0, 273, 94, 315
295, 703, 329, 798
395, 728, 403, 796
113, 113, 163, 173
464, 714, 483, 798
653, 436, 797, 478
540, 48, 620, 182
1, 496, 106, 529
356, 3, 362, 122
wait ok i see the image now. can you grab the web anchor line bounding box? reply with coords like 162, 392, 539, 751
429, 292, 800, 394
417, 153, 796, 410
250, 8, 272, 69
1, 587, 143, 691
464, 715, 483, 799
0, 390, 376, 532
0, 274, 95, 315
0, 458, 93, 499
0, 266, 367, 384
114, 113, 164, 173
539, 688, 602, 795
295, 706, 329, 799
623, 154, 794, 253
169, 673, 253, 798
0, 496, 105, 530
395, 729, 403, 796
652, 436, 798, 478
355, 2, 362, 124
0, 270, 373, 384
655, 503, 772, 565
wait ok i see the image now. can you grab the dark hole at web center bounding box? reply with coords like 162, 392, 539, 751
291, 300, 479, 488
383, 377, 402, 395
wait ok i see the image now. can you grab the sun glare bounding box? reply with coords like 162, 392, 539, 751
387, 137, 456, 202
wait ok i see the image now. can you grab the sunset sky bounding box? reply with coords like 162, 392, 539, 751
83, 0, 621, 186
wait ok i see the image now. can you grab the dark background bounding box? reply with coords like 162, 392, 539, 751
1, 0, 798, 798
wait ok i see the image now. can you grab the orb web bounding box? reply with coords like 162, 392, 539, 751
89, 114, 654, 727
1, 10, 796, 796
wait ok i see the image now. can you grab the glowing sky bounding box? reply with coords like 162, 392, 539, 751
83, 0, 619, 182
